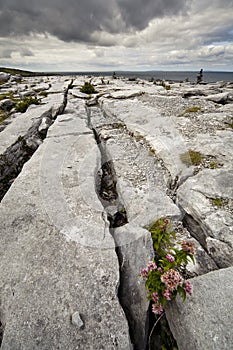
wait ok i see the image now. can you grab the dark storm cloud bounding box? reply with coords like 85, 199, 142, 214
117, 0, 189, 29
0, 0, 189, 43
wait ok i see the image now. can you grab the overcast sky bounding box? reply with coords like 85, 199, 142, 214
0, 0, 233, 72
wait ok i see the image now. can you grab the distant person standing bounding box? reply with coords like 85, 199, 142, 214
197, 69, 203, 83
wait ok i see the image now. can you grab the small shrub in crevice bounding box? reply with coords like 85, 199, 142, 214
211, 198, 224, 207
15, 96, 40, 113
209, 161, 221, 169
80, 82, 97, 94
140, 218, 195, 316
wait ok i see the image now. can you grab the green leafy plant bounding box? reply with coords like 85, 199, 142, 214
209, 161, 219, 169
140, 218, 195, 316
80, 82, 97, 94
211, 198, 224, 207
15, 96, 40, 113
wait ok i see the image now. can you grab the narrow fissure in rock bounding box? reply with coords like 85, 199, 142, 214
86, 105, 144, 347
86, 106, 128, 228
0, 320, 3, 347
0, 82, 72, 201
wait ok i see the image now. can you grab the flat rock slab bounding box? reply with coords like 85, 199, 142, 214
110, 89, 143, 99
100, 97, 191, 182
0, 108, 131, 349
166, 267, 233, 350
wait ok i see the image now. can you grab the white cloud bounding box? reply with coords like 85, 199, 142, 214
0, 0, 232, 71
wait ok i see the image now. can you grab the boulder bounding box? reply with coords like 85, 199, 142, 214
205, 91, 233, 104
9, 74, 22, 83
166, 267, 233, 350
0, 72, 10, 83
32, 83, 50, 92
0, 99, 15, 111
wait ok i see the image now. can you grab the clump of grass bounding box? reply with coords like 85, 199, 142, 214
160, 81, 171, 90
135, 134, 144, 142
209, 161, 219, 169
185, 106, 201, 113
0, 92, 16, 102
39, 91, 48, 97
211, 198, 224, 207
113, 122, 125, 129
0, 111, 9, 123
80, 82, 97, 94
180, 149, 203, 166
15, 96, 40, 113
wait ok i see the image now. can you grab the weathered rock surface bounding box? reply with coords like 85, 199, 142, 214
205, 91, 233, 104
0, 99, 15, 111
0, 106, 131, 349
1, 74, 233, 350
115, 224, 154, 350
166, 267, 233, 350
0, 72, 10, 83
177, 169, 233, 268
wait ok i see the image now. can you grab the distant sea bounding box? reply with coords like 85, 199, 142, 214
62, 71, 233, 83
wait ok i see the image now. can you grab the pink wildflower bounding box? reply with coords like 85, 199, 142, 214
162, 289, 172, 301
151, 292, 159, 303
164, 218, 170, 225
147, 260, 157, 271
140, 268, 148, 278
161, 269, 183, 291
152, 302, 164, 315
157, 267, 163, 273
184, 280, 193, 295
181, 241, 196, 255
166, 254, 175, 263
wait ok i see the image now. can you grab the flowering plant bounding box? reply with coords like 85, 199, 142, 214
140, 218, 195, 315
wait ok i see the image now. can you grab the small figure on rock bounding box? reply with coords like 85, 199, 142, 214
197, 69, 203, 84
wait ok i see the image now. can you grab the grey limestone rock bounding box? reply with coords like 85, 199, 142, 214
0, 108, 131, 349
177, 169, 233, 267
205, 91, 233, 104
0, 72, 10, 82
0, 98, 15, 111
166, 267, 233, 350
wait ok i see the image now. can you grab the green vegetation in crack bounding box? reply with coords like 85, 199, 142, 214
211, 198, 224, 207
80, 82, 97, 94
185, 106, 201, 113
15, 96, 40, 113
